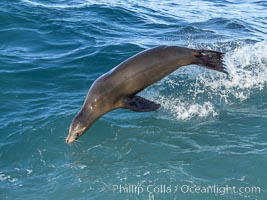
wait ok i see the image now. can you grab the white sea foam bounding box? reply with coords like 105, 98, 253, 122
157, 97, 218, 120
201, 41, 267, 101
21, 0, 132, 9
21, 0, 92, 9
0, 173, 18, 183
0, 173, 8, 181
147, 41, 267, 120
26, 169, 33, 175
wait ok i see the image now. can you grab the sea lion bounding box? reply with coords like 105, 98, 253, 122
66, 45, 226, 144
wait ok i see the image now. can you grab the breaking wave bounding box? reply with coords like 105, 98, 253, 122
147, 41, 267, 120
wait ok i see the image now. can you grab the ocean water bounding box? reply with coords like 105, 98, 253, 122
0, 0, 267, 199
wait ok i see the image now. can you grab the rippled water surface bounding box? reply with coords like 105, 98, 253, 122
1, 0, 267, 199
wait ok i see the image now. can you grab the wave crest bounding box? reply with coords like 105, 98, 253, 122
146, 41, 267, 120
21, 0, 92, 9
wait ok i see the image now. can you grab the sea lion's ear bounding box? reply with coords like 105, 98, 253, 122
122, 96, 161, 112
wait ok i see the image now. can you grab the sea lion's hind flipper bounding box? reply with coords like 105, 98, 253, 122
123, 96, 161, 112
193, 50, 228, 74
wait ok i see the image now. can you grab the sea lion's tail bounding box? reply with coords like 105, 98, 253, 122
193, 50, 228, 74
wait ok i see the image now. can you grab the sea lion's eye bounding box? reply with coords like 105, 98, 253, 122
74, 132, 79, 137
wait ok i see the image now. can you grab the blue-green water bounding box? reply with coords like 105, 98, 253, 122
1, 0, 267, 199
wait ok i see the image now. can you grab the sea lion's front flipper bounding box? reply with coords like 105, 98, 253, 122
123, 96, 161, 112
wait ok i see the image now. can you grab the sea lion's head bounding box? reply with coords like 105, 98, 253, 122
66, 108, 92, 144
66, 100, 103, 144
65, 94, 113, 144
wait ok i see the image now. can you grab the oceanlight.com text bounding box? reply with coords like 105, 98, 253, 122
112, 184, 261, 196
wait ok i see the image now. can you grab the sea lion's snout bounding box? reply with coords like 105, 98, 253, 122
65, 135, 76, 144
66, 120, 86, 144
66, 129, 80, 144
65, 129, 80, 144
